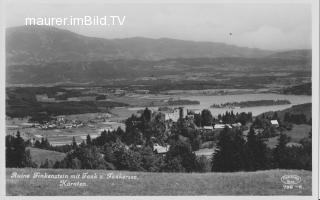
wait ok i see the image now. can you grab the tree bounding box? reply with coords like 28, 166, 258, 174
40, 159, 52, 168
298, 131, 312, 170
6, 131, 35, 168
150, 114, 167, 146
34, 140, 41, 148
284, 112, 290, 122
272, 112, 279, 120
139, 146, 162, 172
124, 114, 143, 145
197, 156, 211, 172
238, 112, 252, 125
102, 143, 116, 164
40, 138, 50, 149
246, 127, 269, 171
273, 133, 290, 168
212, 127, 247, 172
114, 147, 144, 171
194, 113, 202, 127
141, 108, 152, 122
165, 140, 198, 172
108, 140, 144, 171
86, 134, 92, 146
201, 109, 213, 126
163, 157, 185, 172
61, 146, 109, 169
72, 136, 78, 149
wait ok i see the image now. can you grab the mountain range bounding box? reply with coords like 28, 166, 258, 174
6, 26, 311, 85
6, 26, 278, 65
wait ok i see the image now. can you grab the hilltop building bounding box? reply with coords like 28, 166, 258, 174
270, 120, 279, 127
159, 107, 187, 122
214, 124, 232, 129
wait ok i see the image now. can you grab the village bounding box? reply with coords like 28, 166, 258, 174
6, 104, 282, 155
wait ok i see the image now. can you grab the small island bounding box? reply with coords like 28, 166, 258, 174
210, 100, 291, 109
167, 99, 200, 106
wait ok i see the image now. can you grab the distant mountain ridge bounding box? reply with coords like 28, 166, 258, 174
6, 26, 276, 65
267, 50, 312, 60
5, 26, 311, 86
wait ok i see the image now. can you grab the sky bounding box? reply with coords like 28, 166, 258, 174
5, 0, 312, 50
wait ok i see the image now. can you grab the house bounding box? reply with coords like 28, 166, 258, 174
97, 113, 112, 119
6, 125, 19, 130
35, 94, 56, 102
65, 124, 73, 129
134, 89, 150, 94
186, 114, 194, 119
20, 122, 34, 128
286, 142, 303, 148
203, 126, 214, 131
187, 109, 201, 115
270, 120, 279, 127
254, 128, 264, 135
34, 134, 43, 139
214, 124, 232, 129
99, 127, 115, 133
114, 89, 125, 95
80, 135, 98, 140
57, 116, 65, 122
48, 124, 57, 128
160, 108, 180, 122
232, 122, 242, 128
153, 144, 170, 154
178, 107, 187, 119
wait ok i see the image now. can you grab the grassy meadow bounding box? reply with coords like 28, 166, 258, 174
6, 168, 311, 196
27, 147, 65, 166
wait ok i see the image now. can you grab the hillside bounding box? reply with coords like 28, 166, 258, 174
282, 83, 312, 95
257, 103, 312, 148
267, 49, 312, 60
26, 147, 65, 166
6, 26, 273, 65
6, 168, 311, 195
281, 103, 312, 118
6, 57, 311, 85
258, 103, 312, 121
6, 26, 311, 86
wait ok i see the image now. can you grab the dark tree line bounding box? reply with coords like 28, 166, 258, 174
194, 110, 252, 127
284, 112, 309, 125
212, 127, 311, 172
217, 111, 252, 125
6, 132, 36, 168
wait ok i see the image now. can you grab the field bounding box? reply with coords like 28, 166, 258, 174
6, 168, 311, 196
266, 124, 311, 148
6, 111, 127, 146
27, 147, 65, 166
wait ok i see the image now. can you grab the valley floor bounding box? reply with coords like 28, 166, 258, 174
6, 168, 311, 196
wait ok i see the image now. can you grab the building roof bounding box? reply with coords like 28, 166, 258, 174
232, 122, 242, 127
203, 126, 213, 130
270, 120, 279, 125
153, 144, 170, 154
214, 124, 232, 129
286, 142, 303, 148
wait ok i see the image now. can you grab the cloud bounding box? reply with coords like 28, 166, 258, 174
236, 25, 311, 50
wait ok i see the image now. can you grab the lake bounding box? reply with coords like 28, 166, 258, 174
129, 93, 311, 116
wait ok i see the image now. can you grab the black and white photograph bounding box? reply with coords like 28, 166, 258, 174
2, 0, 319, 198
